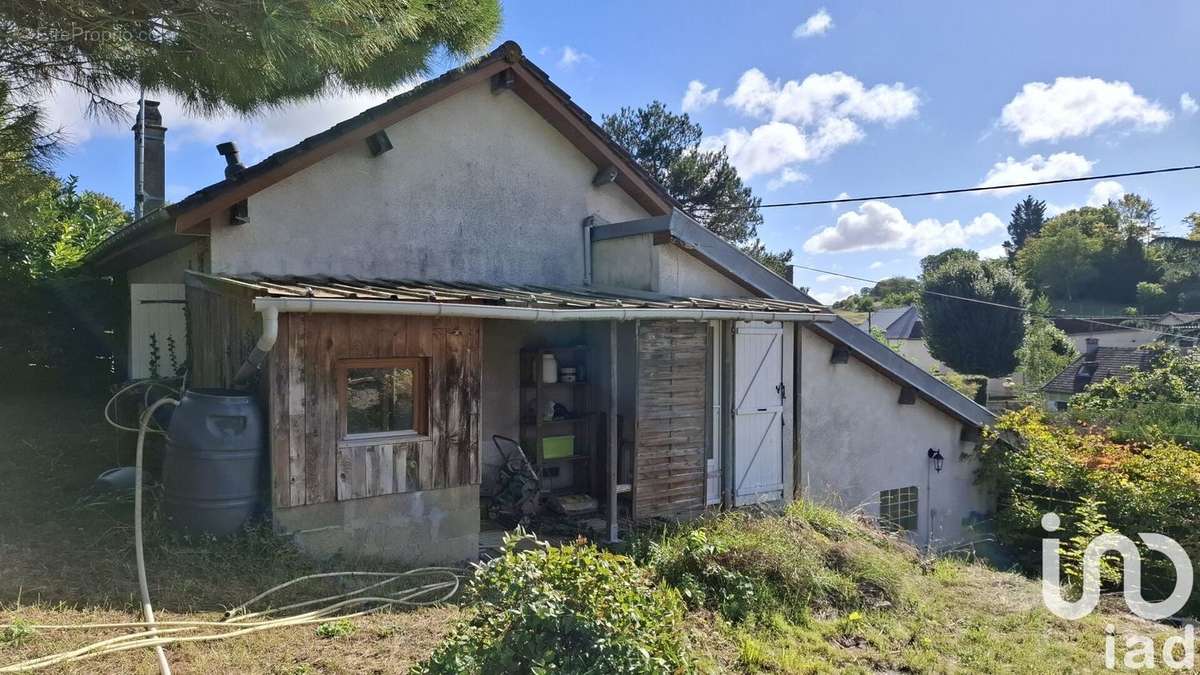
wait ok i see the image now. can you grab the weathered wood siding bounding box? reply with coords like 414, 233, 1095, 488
634, 320, 708, 518
269, 314, 481, 508
185, 282, 260, 389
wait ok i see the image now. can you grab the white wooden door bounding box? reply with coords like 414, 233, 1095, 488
129, 283, 187, 379
732, 321, 784, 505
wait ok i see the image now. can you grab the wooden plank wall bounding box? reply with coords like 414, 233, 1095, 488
184, 283, 260, 389
634, 320, 708, 518
268, 314, 481, 508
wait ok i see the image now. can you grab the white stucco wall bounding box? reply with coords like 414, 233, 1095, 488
127, 239, 209, 284
797, 327, 993, 548
591, 235, 751, 298
208, 81, 650, 284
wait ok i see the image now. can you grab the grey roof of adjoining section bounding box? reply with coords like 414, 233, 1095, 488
592, 211, 995, 428
810, 316, 996, 428
1042, 347, 1154, 394
590, 209, 805, 299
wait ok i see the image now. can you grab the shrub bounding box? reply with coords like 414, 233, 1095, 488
415, 531, 692, 674
979, 407, 1200, 606
1136, 281, 1171, 314
0, 618, 36, 647
642, 503, 917, 624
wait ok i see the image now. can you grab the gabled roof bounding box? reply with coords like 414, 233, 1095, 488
1158, 312, 1200, 327
846, 306, 922, 340
87, 40, 680, 272
1042, 347, 1154, 394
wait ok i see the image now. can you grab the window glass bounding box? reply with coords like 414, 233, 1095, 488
879, 486, 919, 531
346, 365, 415, 435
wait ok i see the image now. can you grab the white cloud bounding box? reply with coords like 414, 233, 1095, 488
964, 212, 1004, 237
704, 68, 915, 181
978, 244, 1007, 259
815, 273, 838, 282
726, 68, 918, 126
831, 191, 851, 211
793, 8, 833, 38
1182, 93, 1198, 115
558, 46, 591, 69
811, 284, 857, 305
766, 167, 808, 191
999, 76, 1171, 143
977, 152, 1094, 194
868, 261, 885, 270
802, 201, 1003, 257
681, 80, 720, 113
1086, 180, 1125, 207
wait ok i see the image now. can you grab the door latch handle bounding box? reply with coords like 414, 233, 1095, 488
776, 382, 786, 399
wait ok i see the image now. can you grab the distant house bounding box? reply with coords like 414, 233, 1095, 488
1050, 316, 1158, 355
1041, 338, 1154, 411
845, 306, 942, 371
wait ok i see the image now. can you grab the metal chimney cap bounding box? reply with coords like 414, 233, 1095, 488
132, 100, 164, 131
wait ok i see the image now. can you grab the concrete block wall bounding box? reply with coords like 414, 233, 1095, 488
274, 485, 479, 564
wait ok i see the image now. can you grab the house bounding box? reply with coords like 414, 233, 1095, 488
845, 305, 941, 371
86, 41, 995, 561
1042, 338, 1154, 411
1050, 315, 1159, 355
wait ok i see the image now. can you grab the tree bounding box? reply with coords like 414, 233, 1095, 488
1187, 213, 1200, 241
1003, 195, 1046, 257
1, 2, 501, 117
602, 102, 792, 275
0, 176, 127, 279
832, 276, 919, 311
1015, 220, 1101, 301
920, 257, 1029, 376
1112, 193, 1159, 241
1015, 297, 1078, 388
919, 248, 978, 277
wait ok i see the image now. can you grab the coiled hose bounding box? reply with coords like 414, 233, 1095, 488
0, 380, 464, 673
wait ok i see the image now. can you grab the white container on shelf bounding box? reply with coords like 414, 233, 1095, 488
541, 353, 559, 383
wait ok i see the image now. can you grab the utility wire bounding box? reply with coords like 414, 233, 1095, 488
791, 263, 1194, 339
693, 162, 1200, 210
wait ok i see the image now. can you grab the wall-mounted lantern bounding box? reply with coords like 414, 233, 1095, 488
927, 448, 945, 473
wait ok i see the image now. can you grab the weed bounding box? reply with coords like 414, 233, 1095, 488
1, 618, 36, 647
314, 619, 356, 639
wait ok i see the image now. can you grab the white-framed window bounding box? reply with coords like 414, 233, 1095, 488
879, 486, 919, 532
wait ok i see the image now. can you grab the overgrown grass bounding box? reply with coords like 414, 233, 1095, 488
638, 502, 1176, 673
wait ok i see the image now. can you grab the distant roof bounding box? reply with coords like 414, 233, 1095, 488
1050, 316, 1150, 335
188, 272, 829, 317
1158, 312, 1200, 327
846, 305, 921, 340
1042, 347, 1154, 394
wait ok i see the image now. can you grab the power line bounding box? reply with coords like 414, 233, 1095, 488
691, 162, 1200, 210
791, 263, 1192, 339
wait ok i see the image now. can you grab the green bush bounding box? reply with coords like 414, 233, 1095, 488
979, 407, 1200, 607
642, 503, 917, 624
414, 531, 692, 674
1136, 281, 1171, 314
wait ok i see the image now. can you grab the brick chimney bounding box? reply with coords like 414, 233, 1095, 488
133, 100, 167, 217
1084, 337, 1099, 362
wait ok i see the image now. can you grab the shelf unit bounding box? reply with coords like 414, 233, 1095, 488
519, 346, 595, 495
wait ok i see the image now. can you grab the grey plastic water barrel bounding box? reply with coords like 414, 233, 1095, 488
164, 388, 265, 536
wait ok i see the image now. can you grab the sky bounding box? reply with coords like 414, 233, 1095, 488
46, 1, 1200, 305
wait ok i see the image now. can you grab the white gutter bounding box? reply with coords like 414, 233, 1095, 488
251, 296, 834, 324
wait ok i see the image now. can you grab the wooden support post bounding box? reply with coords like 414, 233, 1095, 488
608, 320, 619, 542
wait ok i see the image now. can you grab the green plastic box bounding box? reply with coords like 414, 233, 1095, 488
542, 435, 575, 459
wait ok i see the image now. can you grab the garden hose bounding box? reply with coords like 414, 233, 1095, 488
0, 381, 466, 672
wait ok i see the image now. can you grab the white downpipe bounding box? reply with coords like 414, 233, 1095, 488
251, 297, 834, 324
231, 306, 279, 386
